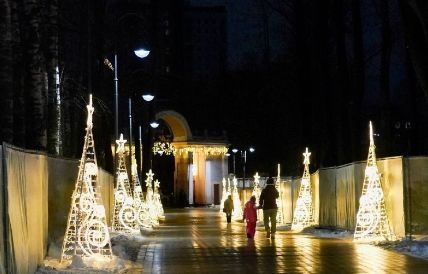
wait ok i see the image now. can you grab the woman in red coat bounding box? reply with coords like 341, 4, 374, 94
243, 195, 258, 239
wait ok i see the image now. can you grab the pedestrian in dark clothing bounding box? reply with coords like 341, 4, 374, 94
259, 177, 279, 239
223, 195, 234, 223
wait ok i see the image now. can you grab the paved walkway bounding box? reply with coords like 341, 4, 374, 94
138, 208, 428, 273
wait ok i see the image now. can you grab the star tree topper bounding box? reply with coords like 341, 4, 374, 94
116, 134, 127, 154
303, 147, 311, 165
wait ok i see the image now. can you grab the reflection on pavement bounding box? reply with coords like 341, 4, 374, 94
140, 208, 428, 273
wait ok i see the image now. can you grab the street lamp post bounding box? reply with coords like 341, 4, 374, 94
138, 93, 155, 177
114, 54, 119, 140
232, 148, 238, 174
232, 147, 254, 202
112, 49, 149, 163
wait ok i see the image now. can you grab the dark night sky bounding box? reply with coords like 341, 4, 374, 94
108, 0, 426, 177
3, 0, 426, 178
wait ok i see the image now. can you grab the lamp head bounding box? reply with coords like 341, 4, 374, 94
142, 94, 154, 102
134, 48, 150, 59
232, 148, 238, 154
150, 121, 159, 128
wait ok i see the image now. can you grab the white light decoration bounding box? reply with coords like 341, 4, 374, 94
61, 94, 112, 262
354, 122, 395, 242
220, 178, 231, 212
231, 177, 243, 220
112, 134, 138, 233
153, 179, 164, 218
292, 147, 315, 231
145, 169, 159, 227
174, 146, 228, 156
152, 141, 176, 156
275, 164, 285, 225
130, 146, 152, 229
252, 172, 263, 221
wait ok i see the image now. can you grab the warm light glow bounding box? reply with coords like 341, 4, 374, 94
131, 155, 151, 228
134, 48, 150, 58
232, 177, 243, 220
174, 146, 228, 156
61, 94, 112, 262
354, 121, 395, 242
252, 172, 263, 221
112, 134, 138, 233
153, 179, 164, 218
142, 94, 154, 102
276, 164, 285, 224
192, 164, 197, 176
152, 141, 176, 155
219, 178, 230, 212
292, 147, 315, 231
145, 169, 160, 226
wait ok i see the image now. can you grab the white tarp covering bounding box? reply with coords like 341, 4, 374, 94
4, 144, 48, 274
1, 143, 114, 273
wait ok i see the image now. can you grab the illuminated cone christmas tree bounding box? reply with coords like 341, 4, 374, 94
292, 147, 315, 231
112, 134, 138, 233
275, 164, 285, 225
61, 95, 112, 261
145, 169, 159, 227
130, 149, 151, 228
232, 177, 243, 220
220, 178, 230, 212
252, 172, 263, 221
153, 179, 164, 218
354, 122, 395, 241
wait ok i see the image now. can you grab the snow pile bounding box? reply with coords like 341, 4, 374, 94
36, 233, 145, 273
376, 240, 428, 260
301, 226, 353, 239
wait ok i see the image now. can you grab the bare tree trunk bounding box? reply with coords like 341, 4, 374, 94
11, 0, 26, 147
333, 0, 350, 164
350, 0, 364, 160
380, 0, 392, 154
399, 0, 428, 101
45, 0, 60, 155
0, 0, 14, 144
24, 0, 46, 150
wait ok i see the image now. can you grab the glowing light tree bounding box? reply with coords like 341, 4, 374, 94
275, 164, 285, 225
112, 134, 138, 233
292, 147, 315, 231
145, 169, 159, 227
130, 150, 151, 229
252, 172, 263, 221
231, 177, 243, 220
153, 179, 164, 218
354, 122, 395, 242
61, 95, 112, 261
220, 178, 230, 212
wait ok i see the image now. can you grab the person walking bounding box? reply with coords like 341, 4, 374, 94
243, 195, 257, 239
223, 194, 234, 223
259, 177, 279, 239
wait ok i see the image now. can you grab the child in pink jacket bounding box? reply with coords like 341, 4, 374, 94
243, 195, 258, 239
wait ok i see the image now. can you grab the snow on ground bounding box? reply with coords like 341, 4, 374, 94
301, 226, 428, 261
376, 239, 428, 261
301, 226, 354, 239
36, 233, 146, 273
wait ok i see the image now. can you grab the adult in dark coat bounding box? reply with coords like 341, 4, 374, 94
259, 177, 279, 239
